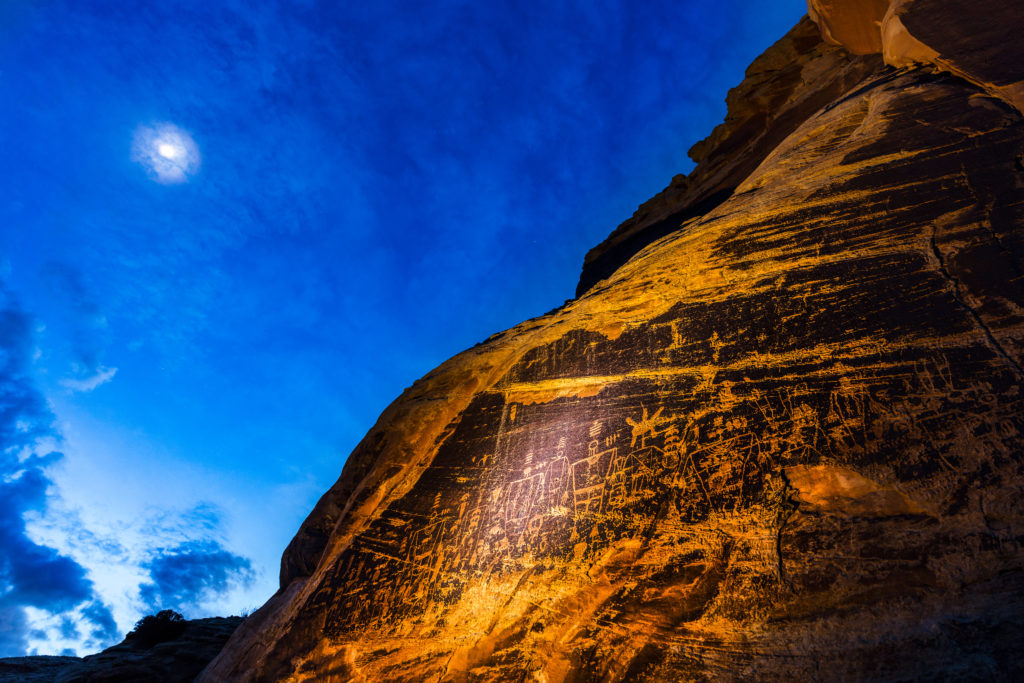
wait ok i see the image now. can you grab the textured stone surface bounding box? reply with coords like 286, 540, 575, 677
202, 10, 1024, 683
807, 0, 890, 54
884, 0, 1024, 113
577, 17, 882, 296
583, 0, 1024, 299
810, 0, 1024, 114
0, 617, 241, 683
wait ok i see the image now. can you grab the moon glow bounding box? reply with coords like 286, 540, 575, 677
157, 142, 183, 159
132, 122, 200, 184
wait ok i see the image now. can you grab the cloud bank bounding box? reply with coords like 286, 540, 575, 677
0, 286, 254, 655
139, 540, 254, 613
0, 288, 118, 656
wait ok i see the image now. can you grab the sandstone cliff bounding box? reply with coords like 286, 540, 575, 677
202, 2, 1024, 680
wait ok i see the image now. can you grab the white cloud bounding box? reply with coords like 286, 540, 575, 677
23, 411, 278, 647
61, 366, 117, 393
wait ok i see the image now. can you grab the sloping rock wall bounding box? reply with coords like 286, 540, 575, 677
202, 5, 1024, 682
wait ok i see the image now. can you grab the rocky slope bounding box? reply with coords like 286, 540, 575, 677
0, 617, 241, 683
202, 1, 1024, 681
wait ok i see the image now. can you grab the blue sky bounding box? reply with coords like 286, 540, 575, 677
0, 0, 805, 656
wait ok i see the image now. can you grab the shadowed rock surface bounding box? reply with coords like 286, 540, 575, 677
194, 3, 1024, 681
0, 657, 81, 683
576, 16, 883, 296
0, 618, 242, 683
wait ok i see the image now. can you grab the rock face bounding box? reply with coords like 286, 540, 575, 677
811, 0, 1024, 113
576, 17, 883, 296
807, 0, 891, 54
203, 3, 1024, 682
0, 617, 242, 683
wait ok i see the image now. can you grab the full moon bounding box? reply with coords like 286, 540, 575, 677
157, 142, 183, 159
132, 122, 201, 184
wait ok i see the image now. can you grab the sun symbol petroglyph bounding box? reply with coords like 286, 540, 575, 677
626, 405, 668, 447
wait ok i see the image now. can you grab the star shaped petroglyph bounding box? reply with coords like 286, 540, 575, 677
626, 405, 667, 447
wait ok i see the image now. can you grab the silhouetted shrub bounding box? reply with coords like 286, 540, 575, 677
125, 609, 187, 648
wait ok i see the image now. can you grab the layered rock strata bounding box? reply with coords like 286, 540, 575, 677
203, 4, 1024, 681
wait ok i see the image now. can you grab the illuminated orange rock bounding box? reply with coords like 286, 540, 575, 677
201, 9, 1024, 683
883, 0, 1024, 113
807, 0, 890, 54
577, 17, 883, 295
810, 0, 1024, 113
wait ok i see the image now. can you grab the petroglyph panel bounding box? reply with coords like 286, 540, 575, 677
201, 28, 1024, 683
317, 325, 1023, 641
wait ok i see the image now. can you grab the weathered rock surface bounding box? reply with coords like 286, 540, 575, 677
0, 657, 81, 683
203, 5, 1024, 682
812, 0, 1024, 113
577, 17, 883, 296
0, 617, 242, 683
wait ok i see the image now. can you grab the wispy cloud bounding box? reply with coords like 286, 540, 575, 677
61, 365, 118, 393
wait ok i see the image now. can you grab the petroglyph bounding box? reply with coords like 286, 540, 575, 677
318, 342, 1021, 643
201, 18, 1024, 680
